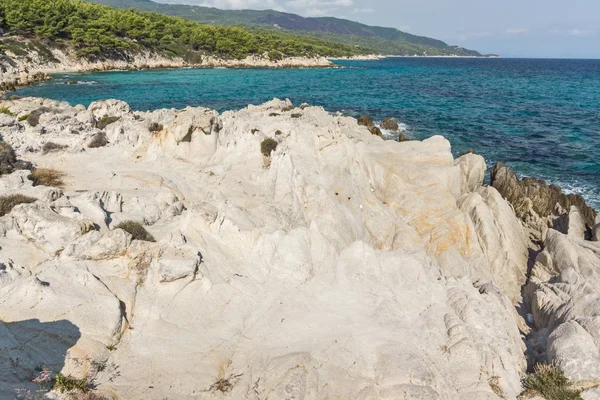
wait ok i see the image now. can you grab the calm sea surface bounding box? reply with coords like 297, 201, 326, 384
12, 58, 600, 209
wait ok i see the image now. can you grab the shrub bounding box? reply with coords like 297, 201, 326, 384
88, 132, 109, 148
260, 138, 278, 157
18, 114, 29, 122
96, 115, 120, 130
148, 122, 163, 133
0, 106, 15, 116
269, 113, 280, 117
522, 364, 582, 400
29, 168, 65, 187
0, 141, 17, 175
115, 221, 155, 242
0, 194, 36, 216
42, 142, 67, 155
54, 373, 89, 393
275, 130, 283, 135
291, 113, 302, 118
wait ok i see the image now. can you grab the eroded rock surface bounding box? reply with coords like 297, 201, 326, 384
0, 97, 597, 399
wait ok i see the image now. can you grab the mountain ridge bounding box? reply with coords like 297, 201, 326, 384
88, 0, 487, 57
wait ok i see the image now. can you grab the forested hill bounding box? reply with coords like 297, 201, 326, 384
0, 0, 371, 61
88, 0, 485, 57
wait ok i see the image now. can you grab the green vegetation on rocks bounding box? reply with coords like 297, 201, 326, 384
0, 0, 368, 60
115, 221, 155, 242
522, 364, 582, 400
261, 138, 278, 157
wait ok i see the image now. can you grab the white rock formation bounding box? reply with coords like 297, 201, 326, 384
0, 96, 595, 399
525, 229, 600, 393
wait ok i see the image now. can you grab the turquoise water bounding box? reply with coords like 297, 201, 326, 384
12, 58, 600, 210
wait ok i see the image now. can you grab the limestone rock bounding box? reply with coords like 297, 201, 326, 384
526, 229, 600, 385
0, 97, 558, 399
88, 99, 131, 119
455, 152, 486, 193
10, 203, 94, 253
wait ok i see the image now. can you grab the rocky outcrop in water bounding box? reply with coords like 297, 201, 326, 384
381, 117, 400, 131
491, 162, 597, 236
0, 97, 599, 399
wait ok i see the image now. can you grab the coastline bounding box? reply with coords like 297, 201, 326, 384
0, 36, 337, 94
330, 54, 500, 60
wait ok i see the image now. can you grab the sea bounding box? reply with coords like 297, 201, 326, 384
11, 58, 600, 210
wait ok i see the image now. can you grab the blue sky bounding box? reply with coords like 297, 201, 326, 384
158, 0, 600, 58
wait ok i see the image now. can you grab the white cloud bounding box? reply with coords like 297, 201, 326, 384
196, 0, 284, 10
351, 7, 374, 14
286, 0, 353, 9
568, 29, 596, 37
177, 0, 356, 15
505, 28, 529, 35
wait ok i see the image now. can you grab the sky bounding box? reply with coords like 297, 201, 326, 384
158, 0, 600, 58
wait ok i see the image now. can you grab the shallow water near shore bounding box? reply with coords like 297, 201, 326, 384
12, 58, 600, 210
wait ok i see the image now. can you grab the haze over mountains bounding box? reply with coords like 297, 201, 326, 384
89, 0, 488, 57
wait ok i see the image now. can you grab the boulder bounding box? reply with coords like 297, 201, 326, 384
369, 126, 383, 136
381, 117, 400, 131
357, 115, 374, 127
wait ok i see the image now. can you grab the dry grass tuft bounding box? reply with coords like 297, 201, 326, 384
29, 168, 65, 187
0, 194, 36, 216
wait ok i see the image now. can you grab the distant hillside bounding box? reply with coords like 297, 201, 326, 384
88, 0, 485, 57
0, 0, 371, 63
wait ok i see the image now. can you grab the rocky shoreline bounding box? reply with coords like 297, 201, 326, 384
0, 96, 598, 399
0, 36, 336, 95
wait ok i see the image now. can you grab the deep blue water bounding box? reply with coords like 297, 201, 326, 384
12, 58, 600, 209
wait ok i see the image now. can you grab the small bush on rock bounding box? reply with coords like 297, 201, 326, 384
96, 115, 120, 130
261, 138, 278, 157
54, 373, 89, 393
0, 140, 17, 175
115, 221, 155, 242
18, 114, 29, 122
522, 364, 582, 400
0, 106, 15, 116
148, 122, 163, 133
0, 194, 36, 216
42, 142, 67, 155
29, 168, 65, 187
88, 132, 109, 148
